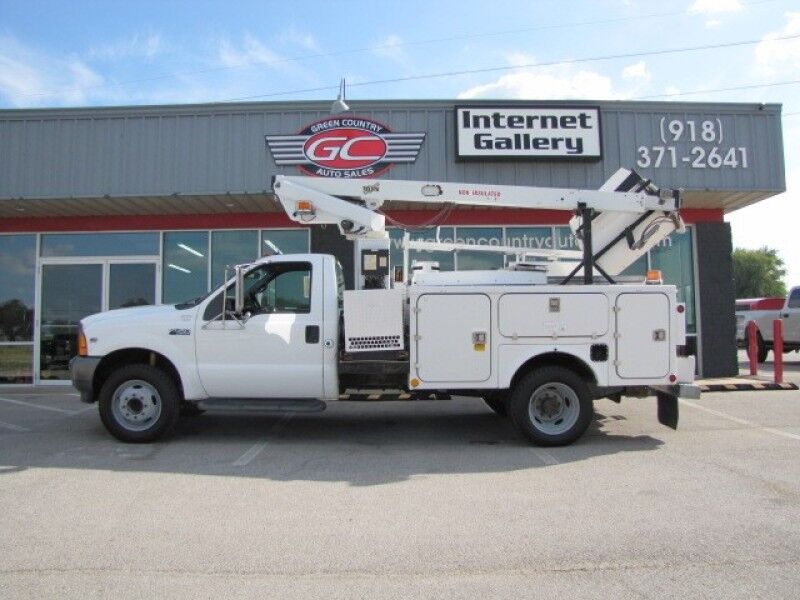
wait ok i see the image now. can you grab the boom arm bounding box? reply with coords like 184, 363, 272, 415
271, 169, 684, 279
272, 169, 680, 235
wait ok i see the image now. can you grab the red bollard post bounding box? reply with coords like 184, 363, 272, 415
747, 321, 758, 376
773, 319, 784, 384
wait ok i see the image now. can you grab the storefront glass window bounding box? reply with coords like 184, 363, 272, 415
0, 345, 33, 384
506, 227, 553, 262
650, 229, 696, 333
109, 263, 157, 309
388, 228, 455, 280
260, 229, 310, 256
211, 230, 259, 287
622, 254, 649, 277
554, 226, 583, 273
0, 235, 36, 342
0, 235, 36, 383
456, 227, 504, 270
41, 232, 158, 257
162, 231, 209, 304
40, 263, 103, 381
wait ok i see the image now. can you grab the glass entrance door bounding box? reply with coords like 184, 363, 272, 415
37, 260, 158, 382
39, 264, 102, 381
108, 263, 156, 309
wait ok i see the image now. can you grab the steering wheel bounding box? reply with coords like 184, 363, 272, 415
247, 289, 262, 312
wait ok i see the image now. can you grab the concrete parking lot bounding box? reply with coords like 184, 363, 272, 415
1, 368, 799, 599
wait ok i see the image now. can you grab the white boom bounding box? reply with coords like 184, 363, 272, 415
272, 168, 684, 279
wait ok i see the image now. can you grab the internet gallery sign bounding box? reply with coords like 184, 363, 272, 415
455, 106, 601, 160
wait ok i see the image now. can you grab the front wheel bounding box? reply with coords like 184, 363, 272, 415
98, 364, 181, 443
509, 366, 593, 446
747, 329, 769, 363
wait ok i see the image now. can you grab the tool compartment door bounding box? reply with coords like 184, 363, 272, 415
615, 293, 670, 379
416, 293, 491, 383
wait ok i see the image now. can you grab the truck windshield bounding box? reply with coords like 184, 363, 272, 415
789, 288, 800, 309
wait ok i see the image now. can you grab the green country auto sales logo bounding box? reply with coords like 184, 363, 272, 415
266, 116, 426, 178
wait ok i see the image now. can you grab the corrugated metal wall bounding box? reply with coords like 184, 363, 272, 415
0, 100, 784, 200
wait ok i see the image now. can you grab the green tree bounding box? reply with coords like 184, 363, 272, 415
732, 247, 787, 299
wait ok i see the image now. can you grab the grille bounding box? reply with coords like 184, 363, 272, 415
347, 335, 402, 351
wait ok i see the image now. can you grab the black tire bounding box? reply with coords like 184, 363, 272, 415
98, 364, 181, 443
509, 366, 593, 446
748, 329, 769, 363
483, 393, 508, 416
757, 336, 769, 364
180, 401, 206, 417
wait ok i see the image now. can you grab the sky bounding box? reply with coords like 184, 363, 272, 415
1, 0, 798, 286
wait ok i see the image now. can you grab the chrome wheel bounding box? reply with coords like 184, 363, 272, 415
111, 379, 162, 432
528, 382, 580, 435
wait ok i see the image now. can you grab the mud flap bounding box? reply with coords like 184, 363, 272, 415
656, 391, 679, 430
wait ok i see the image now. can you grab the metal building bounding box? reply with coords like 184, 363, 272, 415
0, 99, 785, 383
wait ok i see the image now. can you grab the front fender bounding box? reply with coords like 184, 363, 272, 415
91, 333, 206, 400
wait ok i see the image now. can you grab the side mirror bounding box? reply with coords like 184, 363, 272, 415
234, 265, 246, 314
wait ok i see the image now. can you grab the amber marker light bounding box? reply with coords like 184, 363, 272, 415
645, 269, 663, 285
296, 200, 314, 214
78, 330, 88, 357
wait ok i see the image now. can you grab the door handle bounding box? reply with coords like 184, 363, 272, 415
305, 325, 320, 344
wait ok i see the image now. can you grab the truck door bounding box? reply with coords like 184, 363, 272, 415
783, 287, 800, 343
614, 293, 670, 379
194, 258, 324, 398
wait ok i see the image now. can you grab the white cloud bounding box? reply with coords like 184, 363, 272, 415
218, 35, 287, 69
689, 0, 743, 14
87, 32, 162, 61
0, 34, 104, 106
280, 28, 319, 52
705, 19, 722, 29
458, 53, 627, 100
622, 60, 651, 82
755, 12, 800, 75
372, 34, 406, 65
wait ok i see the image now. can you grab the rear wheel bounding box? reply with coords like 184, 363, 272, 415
98, 364, 181, 443
509, 366, 593, 446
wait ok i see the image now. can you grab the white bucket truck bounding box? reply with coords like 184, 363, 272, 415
71, 168, 698, 445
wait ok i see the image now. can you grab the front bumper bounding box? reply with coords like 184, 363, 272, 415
69, 356, 102, 403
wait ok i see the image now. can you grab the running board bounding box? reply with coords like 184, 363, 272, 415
197, 398, 326, 413
338, 390, 451, 401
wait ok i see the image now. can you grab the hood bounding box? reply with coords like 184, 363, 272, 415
81, 303, 189, 327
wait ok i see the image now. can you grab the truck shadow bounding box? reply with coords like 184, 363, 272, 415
0, 399, 664, 486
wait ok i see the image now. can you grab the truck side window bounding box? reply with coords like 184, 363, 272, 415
789, 289, 800, 309
202, 262, 311, 320
250, 262, 312, 314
